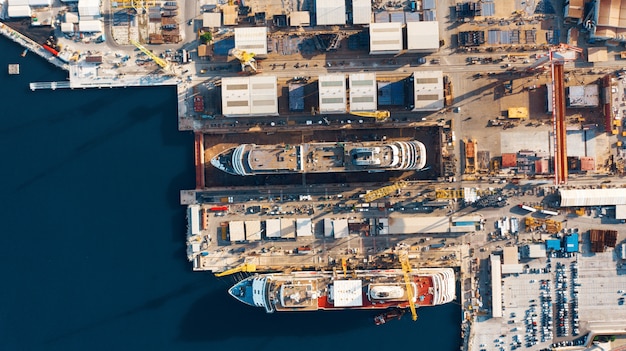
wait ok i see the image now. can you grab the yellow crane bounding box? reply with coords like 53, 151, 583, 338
348, 110, 390, 121
341, 257, 347, 277
229, 48, 257, 73
130, 39, 170, 70
214, 262, 257, 277
398, 251, 418, 321
362, 180, 408, 203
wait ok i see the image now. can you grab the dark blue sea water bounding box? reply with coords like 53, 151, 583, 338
0, 35, 461, 351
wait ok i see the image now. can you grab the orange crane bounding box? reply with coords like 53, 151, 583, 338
527, 44, 582, 185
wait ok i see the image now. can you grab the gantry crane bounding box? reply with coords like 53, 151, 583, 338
398, 251, 418, 321
526, 44, 582, 185
348, 110, 390, 122
362, 180, 408, 203
229, 48, 258, 73
214, 262, 257, 277
130, 39, 170, 71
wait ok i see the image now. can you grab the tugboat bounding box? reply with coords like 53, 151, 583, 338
374, 309, 406, 326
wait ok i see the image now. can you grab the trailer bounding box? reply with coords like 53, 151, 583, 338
519, 204, 538, 213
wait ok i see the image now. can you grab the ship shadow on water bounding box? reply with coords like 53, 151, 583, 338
178, 286, 373, 342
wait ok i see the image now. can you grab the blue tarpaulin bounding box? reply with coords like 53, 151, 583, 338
546, 239, 561, 251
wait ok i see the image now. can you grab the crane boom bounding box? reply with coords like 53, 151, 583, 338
398, 251, 418, 321
229, 48, 257, 73
348, 110, 390, 121
363, 180, 408, 203
214, 262, 256, 277
130, 39, 170, 70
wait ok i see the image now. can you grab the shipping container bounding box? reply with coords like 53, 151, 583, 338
194, 95, 204, 112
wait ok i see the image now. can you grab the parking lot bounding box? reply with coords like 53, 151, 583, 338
471, 246, 626, 351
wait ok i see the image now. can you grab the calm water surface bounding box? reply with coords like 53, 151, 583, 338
0, 35, 461, 351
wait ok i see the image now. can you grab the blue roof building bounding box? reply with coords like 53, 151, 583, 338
546, 239, 561, 251
565, 233, 579, 253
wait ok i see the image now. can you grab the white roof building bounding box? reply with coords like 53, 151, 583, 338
349, 73, 377, 112
568, 85, 599, 107
296, 218, 313, 237
387, 216, 450, 234
8, 5, 31, 17
229, 220, 245, 241
187, 205, 201, 235
324, 218, 333, 237
315, 0, 346, 25
202, 12, 221, 28
490, 254, 503, 318
234, 27, 268, 56
525, 244, 547, 258
221, 76, 278, 117
245, 220, 262, 241
406, 21, 440, 52
65, 12, 79, 23
412, 70, 444, 111
289, 11, 310, 26
318, 74, 347, 114
369, 22, 403, 54
60, 22, 75, 33
351, 0, 371, 24
28, 0, 51, 6
280, 218, 296, 239
333, 219, 349, 238
559, 188, 626, 207
265, 219, 281, 238
78, 0, 100, 17
78, 19, 102, 32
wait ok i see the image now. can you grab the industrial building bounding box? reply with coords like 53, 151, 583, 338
406, 22, 440, 52
221, 76, 278, 117
318, 74, 347, 114
369, 22, 403, 55
348, 73, 377, 112
234, 27, 268, 56
567, 85, 599, 108
315, 0, 346, 25
559, 188, 626, 207
351, 0, 372, 24
412, 70, 444, 111
202, 12, 222, 28
289, 11, 310, 26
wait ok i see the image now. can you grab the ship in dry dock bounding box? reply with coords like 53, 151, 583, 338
210, 140, 427, 176
228, 268, 455, 313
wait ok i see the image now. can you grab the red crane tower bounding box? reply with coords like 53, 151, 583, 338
527, 44, 583, 185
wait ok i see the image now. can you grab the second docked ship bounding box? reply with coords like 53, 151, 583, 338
211, 140, 427, 176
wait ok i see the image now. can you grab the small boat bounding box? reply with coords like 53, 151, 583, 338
21, 48, 28, 57
374, 309, 406, 326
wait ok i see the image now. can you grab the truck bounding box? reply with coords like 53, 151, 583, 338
193, 95, 204, 112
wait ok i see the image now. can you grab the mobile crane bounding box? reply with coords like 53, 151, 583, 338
214, 262, 257, 277
130, 39, 171, 71
229, 48, 258, 74
398, 251, 418, 321
348, 110, 390, 122
362, 180, 408, 203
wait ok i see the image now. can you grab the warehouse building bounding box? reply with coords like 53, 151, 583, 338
234, 27, 268, 56
348, 73, 377, 112
412, 70, 444, 111
318, 74, 347, 114
369, 22, 403, 54
315, 0, 346, 25
351, 0, 372, 24
406, 21, 440, 52
559, 188, 626, 207
221, 76, 278, 117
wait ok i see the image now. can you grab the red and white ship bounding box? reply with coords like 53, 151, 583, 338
228, 268, 455, 313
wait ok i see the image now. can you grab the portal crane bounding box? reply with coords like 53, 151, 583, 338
130, 39, 170, 71
229, 48, 257, 73
398, 251, 418, 321
214, 262, 257, 277
363, 180, 408, 203
348, 110, 390, 122
526, 44, 582, 185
